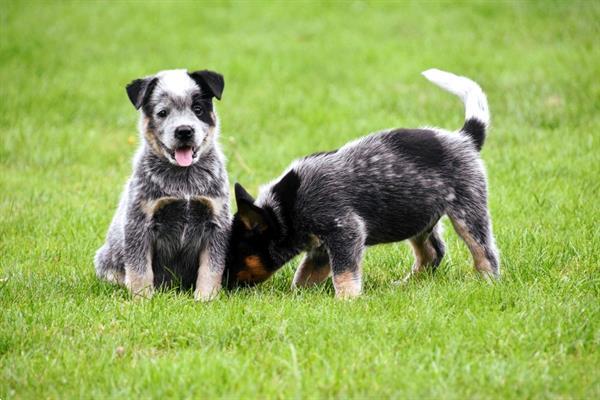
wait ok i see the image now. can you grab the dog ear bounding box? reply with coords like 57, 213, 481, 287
126, 77, 158, 109
189, 70, 224, 100
235, 182, 255, 205
234, 183, 269, 232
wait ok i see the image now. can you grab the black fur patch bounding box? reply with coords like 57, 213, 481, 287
384, 128, 447, 168
191, 93, 215, 126
188, 70, 224, 100
461, 118, 486, 151
140, 78, 159, 117
224, 215, 277, 288
126, 77, 158, 110
126, 79, 145, 108
270, 170, 301, 241
428, 230, 446, 269
150, 199, 212, 290
234, 183, 276, 233
224, 175, 302, 289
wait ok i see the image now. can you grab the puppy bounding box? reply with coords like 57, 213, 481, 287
225, 69, 500, 298
94, 69, 230, 301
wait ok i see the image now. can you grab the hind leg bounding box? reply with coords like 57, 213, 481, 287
94, 243, 126, 285
324, 213, 367, 299
402, 223, 446, 283
448, 208, 500, 280
292, 245, 331, 289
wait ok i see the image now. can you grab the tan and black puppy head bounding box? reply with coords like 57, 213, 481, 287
126, 69, 224, 167
224, 183, 280, 288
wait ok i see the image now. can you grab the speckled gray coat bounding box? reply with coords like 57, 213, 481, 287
94, 69, 230, 301
225, 69, 499, 298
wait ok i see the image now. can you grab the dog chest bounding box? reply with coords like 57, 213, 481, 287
149, 197, 214, 289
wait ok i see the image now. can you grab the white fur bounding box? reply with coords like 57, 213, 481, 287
422, 68, 490, 126
155, 69, 197, 98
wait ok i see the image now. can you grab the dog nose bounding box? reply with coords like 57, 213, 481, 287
175, 125, 194, 141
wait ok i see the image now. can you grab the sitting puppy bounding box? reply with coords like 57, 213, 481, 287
95, 69, 230, 301
225, 69, 499, 298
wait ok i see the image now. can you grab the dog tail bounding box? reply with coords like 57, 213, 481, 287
421, 68, 489, 151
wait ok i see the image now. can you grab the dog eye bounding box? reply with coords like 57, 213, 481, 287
157, 109, 168, 118
192, 105, 204, 116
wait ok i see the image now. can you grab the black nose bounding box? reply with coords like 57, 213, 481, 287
175, 125, 194, 141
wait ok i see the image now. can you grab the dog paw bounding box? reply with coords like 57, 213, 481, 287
104, 270, 126, 286
480, 270, 500, 284
125, 268, 154, 300
194, 253, 223, 302
332, 271, 362, 300
130, 284, 154, 300
334, 289, 361, 300
194, 286, 220, 302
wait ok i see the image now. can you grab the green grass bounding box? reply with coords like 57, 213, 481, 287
1, 0, 599, 398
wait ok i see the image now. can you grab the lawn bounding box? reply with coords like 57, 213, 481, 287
1, 0, 599, 398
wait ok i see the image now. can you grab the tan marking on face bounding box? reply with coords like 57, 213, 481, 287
245, 255, 268, 276
198, 118, 216, 147
237, 255, 272, 283
194, 249, 222, 302
239, 213, 269, 233
292, 255, 331, 288
239, 216, 253, 231
332, 270, 362, 299
142, 116, 163, 156
451, 219, 494, 275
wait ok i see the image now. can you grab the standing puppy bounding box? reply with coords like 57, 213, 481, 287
225, 69, 500, 298
95, 69, 230, 301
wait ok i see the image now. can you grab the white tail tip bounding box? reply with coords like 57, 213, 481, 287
421, 68, 489, 126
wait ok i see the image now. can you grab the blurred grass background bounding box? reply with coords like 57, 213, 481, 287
1, 1, 599, 398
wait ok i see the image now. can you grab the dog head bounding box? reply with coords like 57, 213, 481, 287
126, 69, 224, 167
224, 183, 280, 288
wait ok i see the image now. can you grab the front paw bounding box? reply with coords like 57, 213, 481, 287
195, 250, 223, 302
125, 269, 154, 299
194, 284, 221, 302
131, 284, 154, 300
194, 269, 222, 302
332, 271, 362, 300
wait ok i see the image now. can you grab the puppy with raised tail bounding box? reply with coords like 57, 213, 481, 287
225, 69, 500, 299
95, 69, 230, 301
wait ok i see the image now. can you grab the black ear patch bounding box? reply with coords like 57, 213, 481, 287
270, 170, 300, 239
234, 183, 270, 232
126, 77, 158, 109
235, 183, 255, 205
189, 70, 224, 100
271, 170, 301, 212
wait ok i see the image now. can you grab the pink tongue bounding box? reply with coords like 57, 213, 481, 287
174, 147, 193, 167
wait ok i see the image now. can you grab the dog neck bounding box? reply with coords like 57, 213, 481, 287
261, 201, 304, 271
134, 144, 223, 196
257, 170, 306, 270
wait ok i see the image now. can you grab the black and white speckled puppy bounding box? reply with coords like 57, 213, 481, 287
94, 69, 230, 301
225, 69, 500, 298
